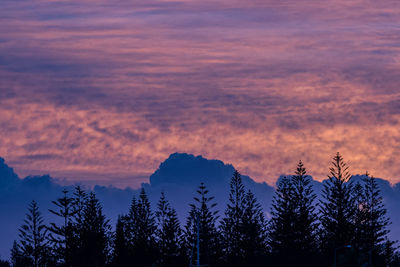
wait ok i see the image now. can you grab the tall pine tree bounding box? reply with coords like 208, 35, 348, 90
68, 185, 88, 266
13, 200, 51, 267
268, 176, 297, 266
47, 189, 75, 266
319, 152, 356, 266
155, 192, 183, 266
220, 170, 246, 266
291, 161, 318, 265
112, 215, 130, 266
354, 172, 392, 265
79, 192, 111, 267
183, 182, 222, 267
126, 188, 158, 266
241, 189, 267, 266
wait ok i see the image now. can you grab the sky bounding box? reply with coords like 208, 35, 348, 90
1, 0, 400, 188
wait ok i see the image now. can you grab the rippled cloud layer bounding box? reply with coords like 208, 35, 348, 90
1, 0, 400, 187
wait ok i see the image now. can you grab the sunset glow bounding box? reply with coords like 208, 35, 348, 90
1, 0, 400, 187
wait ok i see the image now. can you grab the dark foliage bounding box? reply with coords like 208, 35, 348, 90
290, 161, 318, 265
111, 215, 130, 266
155, 192, 183, 266
220, 170, 267, 266
354, 172, 394, 266
79, 192, 112, 267
269, 175, 297, 266
12, 201, 52, 267
241, 189, 267, 266
183, 182, 222, 267
220, 170, 247, 266
319, 152, 356, 266
47, 189, 74, 266
0, 259, 9, 267
127, 188, 158, 267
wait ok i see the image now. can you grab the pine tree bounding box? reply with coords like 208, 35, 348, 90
47, 189, 74, 266
319, 152, 356, 266
183, 182, 222, 267
290, 161, 318, 265
242, 190, 267, 266
268, 176, 297, 266
68, 185, 88, 266
14, 200, 51, 267
126, 188, 158, 266
354, 172, 392, 265
220, 170, 246, 266
382, 238, 397, 266
79, 192, 111, 267
112, 215, 130, 266
155, 192, 183, 266
71, 186, 87, 227
10, 240, 30, 267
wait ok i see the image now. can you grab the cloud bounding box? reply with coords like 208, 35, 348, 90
1, 0, 400, 185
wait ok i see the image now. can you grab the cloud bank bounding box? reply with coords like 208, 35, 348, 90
1, 1, 400, 186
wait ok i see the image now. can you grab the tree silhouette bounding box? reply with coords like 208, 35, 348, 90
47, 189, 74, 266
268, 176, 296, 266
79, 192, 111, 267
183, 182, 222, 266
112, 215, 130, 266
13, 200, 51, 267
319, 152, 356, 266
6, 152, 400, 266
68, 185, 88, 266
126, 188, 158, 266
155, 192, 183, 266
241, 189, 267, 266
290, 161, 318, 265
10, 240, 30, 267
354, 172, 392, 265
220, 170, 246, 266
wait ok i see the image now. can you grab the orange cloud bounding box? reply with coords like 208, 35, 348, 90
1, 0, 400, 187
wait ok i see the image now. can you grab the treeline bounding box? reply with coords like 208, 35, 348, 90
4, 153, 400, 267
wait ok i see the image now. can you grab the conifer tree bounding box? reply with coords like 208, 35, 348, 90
354, 172, 392, 265
79, 192, 111, 267
47, 189, 74, 266
241, 190, 267, 266
268, 176, 296, 265
68, 185, 88, 266
291, 161, 318, 265
14, 200, 51, 267
112, 215, 130, 266
183, 183, 222, 267
155, 192, 183, 266
220, 170, 246, 266
319, 152, 356, 265
72, 186, 87, 227
10, 240, 30, 267
126, 188, 158, 266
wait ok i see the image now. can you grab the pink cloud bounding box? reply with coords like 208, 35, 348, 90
1, 0, 400, 187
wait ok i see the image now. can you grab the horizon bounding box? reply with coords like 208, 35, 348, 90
1, 152, 398, 189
